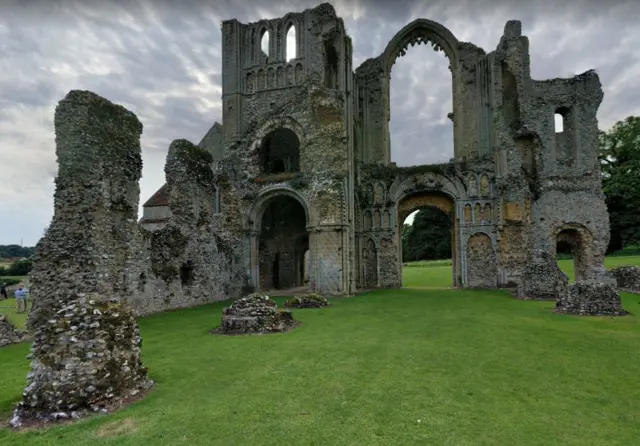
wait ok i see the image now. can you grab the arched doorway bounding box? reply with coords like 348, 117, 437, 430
555, 224, 595, 282
396, 191, 459, 287
251, 192, 310, 292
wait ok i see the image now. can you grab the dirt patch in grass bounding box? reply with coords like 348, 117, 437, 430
95, 417, 137, 438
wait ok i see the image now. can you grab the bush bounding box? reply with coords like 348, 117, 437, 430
284, 293, 329, 309
0, 258, 32, 277
1, 278, 21, 286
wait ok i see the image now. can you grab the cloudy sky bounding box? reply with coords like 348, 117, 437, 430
1, 0, 639, 246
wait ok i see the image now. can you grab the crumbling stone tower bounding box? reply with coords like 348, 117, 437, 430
217, 3, 356, 295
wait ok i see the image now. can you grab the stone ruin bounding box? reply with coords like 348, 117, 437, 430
217, 293, 297, 335
556, 282, 628, 316
9, 0, 635, 428
284, 293, 329, 309
11, 91, 153, 428
610, 266, 640, 294
129, 3, 626, 315
0, 315, 26, 347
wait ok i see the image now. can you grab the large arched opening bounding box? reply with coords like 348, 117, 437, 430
383, 20, 461, 166
397, 191, 458, 288
555, 224, 594, 282
257, 128, 301, 175
256, 194, 309, 291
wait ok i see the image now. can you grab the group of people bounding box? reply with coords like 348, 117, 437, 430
0, 281, 30, 313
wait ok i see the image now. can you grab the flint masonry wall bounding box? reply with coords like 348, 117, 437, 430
27, 90, 144, 330
133, 140, 238, 316
14, 90, 152, 427
217, 3, 355, 295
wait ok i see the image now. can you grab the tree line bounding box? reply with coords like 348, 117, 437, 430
403, 115, 640, 262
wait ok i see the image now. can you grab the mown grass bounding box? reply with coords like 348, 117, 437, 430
0, 258, 638, 445
403, 255, 640, 288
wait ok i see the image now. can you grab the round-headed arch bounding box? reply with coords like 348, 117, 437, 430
382, 18, 461, 73
248, 116, 307, 152
246, 186, 312, 232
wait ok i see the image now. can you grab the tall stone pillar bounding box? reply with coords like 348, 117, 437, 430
13, 90, 152, 428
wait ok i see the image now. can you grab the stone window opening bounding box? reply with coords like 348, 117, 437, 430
389, 36, 453, 166
323, 39, 339, 89
554, 106, 575, 165
260, 28, 270, 59
555, 227, 589, 282
180, 260, 195, 287
258, 195, 308, 291
285, 24, 297, 61
258, 128, 301, 174
554, 111, 565, 133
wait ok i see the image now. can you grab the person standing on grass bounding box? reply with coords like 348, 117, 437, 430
0, 282, 7, 300
15, 282, 29, 313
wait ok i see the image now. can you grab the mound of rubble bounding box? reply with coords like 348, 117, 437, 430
610, 265, 640, 293
517, 253, 569, 300
0, 315, 26, 347
284, 293, 329, 309
217, 293, 298, 335
10, 296, 154, 428
555, 282, 628, 316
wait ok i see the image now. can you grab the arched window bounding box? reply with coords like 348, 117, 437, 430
260, 29, 270, 58
286, 24, 297, 61
258, 128, 301, 174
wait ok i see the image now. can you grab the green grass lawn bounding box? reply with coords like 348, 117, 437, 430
0, 259, 639, 445
403, 255, 640, 288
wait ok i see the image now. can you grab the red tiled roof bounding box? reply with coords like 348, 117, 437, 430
143, 183, 169, 207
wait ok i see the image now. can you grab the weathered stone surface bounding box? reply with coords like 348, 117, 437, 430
517, 252, 568, 300
555, 282, 628, 316
218, 293, 298, 334
15, 90, 152, 428
11, 296, 152, 428
133, 139, 245, 316
284, 293, 329, 308
0, 315, 25, 347
610, 266, 640, 293
27, 89, 144, 331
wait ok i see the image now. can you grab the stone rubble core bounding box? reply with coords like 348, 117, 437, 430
555, 282, 628, 316
0, 315, 27, 347
284, 293, 329, 308
516, 252, 568, 300
10, 296, 153, 429
217, 293, 298, 334
609, 266, 640, 293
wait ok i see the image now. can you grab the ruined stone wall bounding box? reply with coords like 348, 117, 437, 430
486, 20, 611, 297
27, 90, 144, 330
133, 140, 238, 316
466, 233, 497, 287
217, 3, 354, 296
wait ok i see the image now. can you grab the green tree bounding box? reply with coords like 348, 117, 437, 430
599, 116, 640, 252
402, 207, 452, 262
